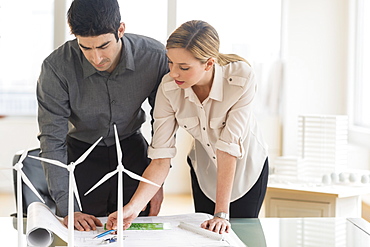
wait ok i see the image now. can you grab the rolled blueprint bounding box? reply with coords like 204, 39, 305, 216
26, 202, 54, 246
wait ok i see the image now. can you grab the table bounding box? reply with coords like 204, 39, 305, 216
231, 217, 370, 247
0, 217, 369, 246
264, 182, 370, 217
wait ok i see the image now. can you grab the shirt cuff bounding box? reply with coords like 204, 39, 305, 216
55, 195, 68, 217
55, 194, 81, 217
148, 146, 177, 159
215, 139, 244, 158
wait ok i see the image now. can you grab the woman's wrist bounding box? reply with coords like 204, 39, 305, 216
126, 200, 144, 215
214, 212, 229, 221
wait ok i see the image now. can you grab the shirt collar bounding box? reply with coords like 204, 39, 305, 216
120, 35, 135, 71
184, 87, 193, 99
209, 63, 223, 102
184, 63, 223, 102
81, 36, 135, 79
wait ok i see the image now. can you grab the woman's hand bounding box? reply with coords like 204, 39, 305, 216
200, 217, 231, 234
106, 158, 170, 230
106, 211, 118, 230
106, 204, 140, 230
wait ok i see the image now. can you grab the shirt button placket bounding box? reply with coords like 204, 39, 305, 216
199, 104, 207, 145
199, 103, 213, 159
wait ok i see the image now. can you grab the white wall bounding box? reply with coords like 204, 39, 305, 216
280, 0, 370, 170
281, 0, 348, 153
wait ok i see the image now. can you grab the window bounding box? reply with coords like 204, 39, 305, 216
348, 0, 370, 147
119, 0, 168, 44
0, 0, 54, 115
119, 0, 282, 61
176, 0, 281, 63
0, 0, 281, 116
122, 0, 282, 115
176, 0, 282, 114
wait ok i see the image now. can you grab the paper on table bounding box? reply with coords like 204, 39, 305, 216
26, 202, 246, 247
123, 213, 246, 247
26, 202, 103, 246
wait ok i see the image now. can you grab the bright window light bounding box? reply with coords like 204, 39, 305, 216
0, 0, 281, 116
176, 0, 281, 63
119, 0, 168, 44
0, 0, 54, 115
353, 0, 370, 128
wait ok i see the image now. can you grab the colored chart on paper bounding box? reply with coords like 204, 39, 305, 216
127, 223, 171, 230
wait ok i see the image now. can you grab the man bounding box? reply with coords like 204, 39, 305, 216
37, 0, 168, 231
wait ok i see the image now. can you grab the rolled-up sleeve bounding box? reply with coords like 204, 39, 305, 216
149, 62, 259, 163
154, 62, 267, 203
148, 82, 179, 159
215, 72, 257, 159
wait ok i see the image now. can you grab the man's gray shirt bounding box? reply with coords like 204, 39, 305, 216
36, 33, 168, 216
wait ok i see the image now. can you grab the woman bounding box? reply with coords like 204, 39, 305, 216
107, 20, 268, 234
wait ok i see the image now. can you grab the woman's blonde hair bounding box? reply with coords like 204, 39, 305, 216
166, 20, 249, 66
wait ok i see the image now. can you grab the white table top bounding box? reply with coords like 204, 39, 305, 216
1, 216, 370, 247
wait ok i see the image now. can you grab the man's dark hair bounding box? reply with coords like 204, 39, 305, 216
67, 0, 121, 41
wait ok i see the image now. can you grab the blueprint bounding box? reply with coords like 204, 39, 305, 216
26, 202, 246, 247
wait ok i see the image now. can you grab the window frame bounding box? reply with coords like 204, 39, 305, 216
348, 0, 370, 148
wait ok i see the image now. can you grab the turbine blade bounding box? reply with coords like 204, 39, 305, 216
113, 125, 123, 163
28, 155, 68, 169
18, 150, 28, 163
84, 170, 118, 196
71, 174, 83, 211
122, 168, 160, 187
19, 171, 45, 203
74, 137, 103, 165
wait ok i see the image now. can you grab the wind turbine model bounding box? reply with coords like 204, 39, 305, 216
84, 124, 160, 247
28, 136, 102, 247
0, 150, 46, 247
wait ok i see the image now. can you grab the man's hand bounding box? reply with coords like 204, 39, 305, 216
149, 186, 164, 216
63, 212, 103, 231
